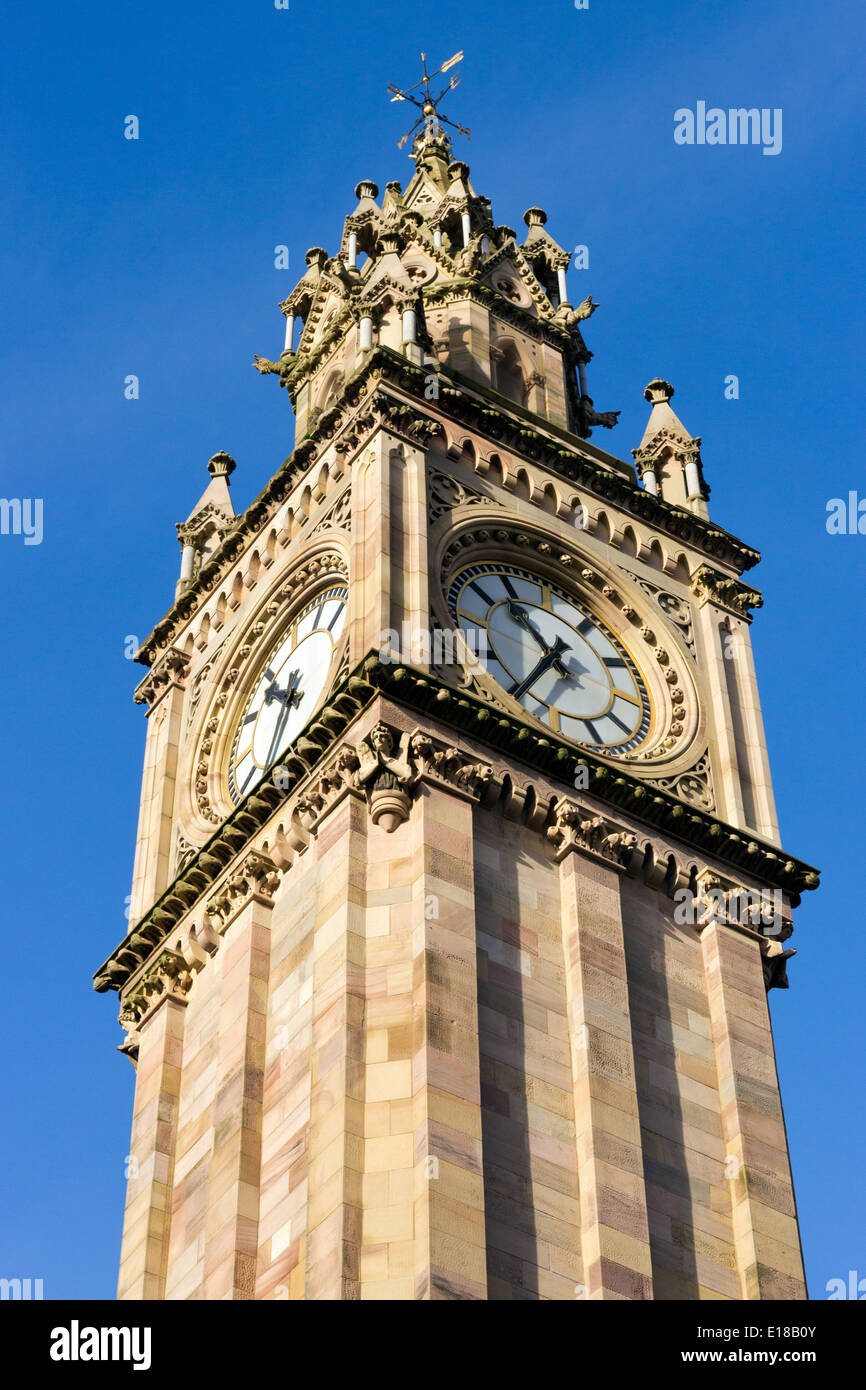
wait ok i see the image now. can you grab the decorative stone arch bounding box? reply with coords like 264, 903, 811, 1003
539, 481, 559, 516
485, 452, 506, 487
262, 529, 278, 569
491, 336, 527, 406
673, 550, 692, 581
595, 510, 612, 545
647, 538, 665, 571
621, 524, 639, 558
315, 366, 343, 414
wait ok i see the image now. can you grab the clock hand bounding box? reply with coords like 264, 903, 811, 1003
506, 602, 573, 680
264, 669, 304, 765
264, 669, 304, 709
506, 600, 548, 651
509, 636, 571, 702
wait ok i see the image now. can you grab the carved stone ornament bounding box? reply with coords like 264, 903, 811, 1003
691, 564, 763, 621
206, 849, 282, 930
117, 949, 195, 1060
296, 722, 495, 833
133, 646, 190, 709
647, 751, 715, 812
547, 797, 641, 870
427, 466, 505, 525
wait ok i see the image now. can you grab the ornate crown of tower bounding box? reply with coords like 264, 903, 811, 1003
97, 58, 818, 1302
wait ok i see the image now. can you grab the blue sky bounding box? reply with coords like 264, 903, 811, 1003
1, 0, 863, 1298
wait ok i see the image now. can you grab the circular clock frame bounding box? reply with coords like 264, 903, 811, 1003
431, 523, 704, 773
225, 583, 348, 806
447, 561, 653, 755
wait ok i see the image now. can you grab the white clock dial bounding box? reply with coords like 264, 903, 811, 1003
448, 564, 651, 754
227, 586, 347, 803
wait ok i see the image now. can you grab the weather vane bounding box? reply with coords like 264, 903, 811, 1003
387, 50, 470, 154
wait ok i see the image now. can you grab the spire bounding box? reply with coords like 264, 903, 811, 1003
175, 451, 237, 597
633, 381, 710, 515
637, 378, 692, 448
182, 450, 236, 526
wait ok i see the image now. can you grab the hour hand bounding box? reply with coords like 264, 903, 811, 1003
509, 636, 572, 702
265, 670, 303, 710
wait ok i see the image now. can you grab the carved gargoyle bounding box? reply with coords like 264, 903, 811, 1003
575, 394, 620, 436
252, 354, 295, 387
762, 941, 796, 992
455, 233, 485, 276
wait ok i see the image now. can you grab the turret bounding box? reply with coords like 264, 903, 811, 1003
632, 378, 710, 517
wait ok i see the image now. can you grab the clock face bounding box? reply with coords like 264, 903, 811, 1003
227, 585, 348, 803
448, 563, 651, 754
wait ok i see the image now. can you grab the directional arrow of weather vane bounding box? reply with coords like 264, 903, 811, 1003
387, 50, 471, 149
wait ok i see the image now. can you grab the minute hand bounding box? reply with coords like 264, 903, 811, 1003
509, 636, 571, 702
507, 602, 571, 678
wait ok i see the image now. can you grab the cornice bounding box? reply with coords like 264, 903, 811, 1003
360, 656, 818, 893
96, 651, 819, 1000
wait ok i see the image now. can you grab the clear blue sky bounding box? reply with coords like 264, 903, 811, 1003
1, 0, 863, 1299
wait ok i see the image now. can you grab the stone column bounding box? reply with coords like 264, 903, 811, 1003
129, 650, 189, 923
202, 852, 278, 1299
349, 433, 393, 665
359, 315, 373, 351
304, 790, 368, 1299
117, 993, 186, 1300
409, 778, 488, 1300
692, 597, 747, 830
700, 920, 806, 1299
722, 618, 781, 844
552, 805, 653, 1299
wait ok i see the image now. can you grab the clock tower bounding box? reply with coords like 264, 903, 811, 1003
96, 77, 818, 1301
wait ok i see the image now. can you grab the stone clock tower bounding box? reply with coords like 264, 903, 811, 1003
96, 97, 819, 1302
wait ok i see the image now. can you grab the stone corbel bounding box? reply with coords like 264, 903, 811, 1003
206, 849, 282, 934
117, 948, 195, 1063
133, 646, 190, 710
547, 798, 641, 872
407, 733, 494, 803
695, 868, 792, 940
292, 746, 363, 834
690, 564, 763, 621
